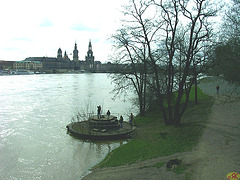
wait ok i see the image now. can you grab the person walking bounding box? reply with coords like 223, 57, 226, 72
119, 115, 123, 128
216, 85, 220, 94
129, 113, 134, 126
97, 106, 101, 119
107, 110, 111, 119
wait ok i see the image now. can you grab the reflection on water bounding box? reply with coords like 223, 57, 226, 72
0, 74, 136, 180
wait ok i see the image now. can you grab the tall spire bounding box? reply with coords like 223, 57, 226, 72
88, 40, 92, 51
85, 40, 95, 71
63, 51, 69, 61
73, 42, 79, 61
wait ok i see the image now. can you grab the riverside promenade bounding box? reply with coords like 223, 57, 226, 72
198, 76, 240, 96
189, 77, 240, 179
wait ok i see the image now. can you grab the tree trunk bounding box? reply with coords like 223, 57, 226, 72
173, 87, 184, 125
194, 63, 198, 104
195, 83, 198, 104
158, 97, 170, 125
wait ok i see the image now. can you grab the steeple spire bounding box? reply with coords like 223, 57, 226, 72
88, 40, 92, 50
73, 42, 79, 61
85, 40, 95, 71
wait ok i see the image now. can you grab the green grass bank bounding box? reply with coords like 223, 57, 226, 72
96, 86, 214, 168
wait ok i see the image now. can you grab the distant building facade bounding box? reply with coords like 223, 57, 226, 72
22, 40, 102, 72
0, 61, 14, 70
14, 61, 43, 70
1, 40, 116, 73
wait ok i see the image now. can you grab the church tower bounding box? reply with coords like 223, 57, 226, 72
85, 40, 95, 70
57, 48, 62, 60
63, 51, 70, 61
73, 42, 79, 61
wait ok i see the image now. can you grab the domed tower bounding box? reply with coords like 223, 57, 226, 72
57, 48, 62, 60
73, 42, 79, 61
85, 40, 95, 70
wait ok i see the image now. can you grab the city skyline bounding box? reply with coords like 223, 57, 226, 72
0, 0, 128, 62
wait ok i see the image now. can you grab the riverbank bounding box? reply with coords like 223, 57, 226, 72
82, 86, 214, 179
83, 78, 240, 179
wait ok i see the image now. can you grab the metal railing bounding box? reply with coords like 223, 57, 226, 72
70, 112, 134, 136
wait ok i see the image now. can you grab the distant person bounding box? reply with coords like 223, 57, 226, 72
216, 85, 220, 94
129, 113, 134, 126
119, 115, 123, 128
97, 105, 101, 119
107, 110, 111, 119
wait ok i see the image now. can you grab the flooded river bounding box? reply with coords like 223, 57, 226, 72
0, 73, 136, 179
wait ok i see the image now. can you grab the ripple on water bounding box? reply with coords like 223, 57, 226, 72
0, 74, 137, 179
0, 128, 16, 138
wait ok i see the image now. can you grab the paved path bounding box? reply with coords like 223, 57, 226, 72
198, 76, 240, 96
188, 77, 240, 179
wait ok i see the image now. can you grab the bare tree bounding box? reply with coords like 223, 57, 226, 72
110, 0, 218, 125
139, 0, 218, 125
110, 27, 149, 116
221, 0, 240, 40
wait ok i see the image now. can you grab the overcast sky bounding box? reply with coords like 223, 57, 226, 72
0, 0, 128, 62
